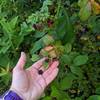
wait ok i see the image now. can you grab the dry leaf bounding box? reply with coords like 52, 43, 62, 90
90, 0, 100, 14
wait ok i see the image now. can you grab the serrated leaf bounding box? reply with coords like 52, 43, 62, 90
9, 16, 18, 29
0, 18, 12, 37
73, 55, 88, 66
20, 22, 33, 35
0, 40, 11, 54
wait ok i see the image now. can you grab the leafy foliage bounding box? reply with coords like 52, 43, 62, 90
0, 0, 100, 99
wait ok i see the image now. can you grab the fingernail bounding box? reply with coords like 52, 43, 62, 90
53, 61, 59, 67
55, 61, 59, 66
21, 52, 26, 59
21, 52, 25, 56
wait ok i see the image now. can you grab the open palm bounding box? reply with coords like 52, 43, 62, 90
10, 52, 59, 100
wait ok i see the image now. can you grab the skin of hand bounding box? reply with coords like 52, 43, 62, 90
10, 52, 59, 100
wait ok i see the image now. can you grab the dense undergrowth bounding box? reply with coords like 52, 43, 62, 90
0, 0, 100, 100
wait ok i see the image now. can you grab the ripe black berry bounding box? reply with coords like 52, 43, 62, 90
38, 70, 43, 75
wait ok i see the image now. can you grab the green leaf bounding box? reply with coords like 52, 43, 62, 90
13, 35, 24, 48
64, 43, 72, 53
31, 34, 54, 54
0, 71, 7, 77
1, 73, 11, 86
60, 54, 71, 65
34, 31, 45, 38
79, 1, 91, 21
0, 63, 11, 85
87, 95, 100, 100
69, 52, 79, 60
70, 66, 83, 78
20, 22, 33, 36
51, 85, 65, 100
0, 18, 12, 37
60, 73, 76, 90
55, 8, 75, 44
78, 0, 88, 7
88, 16, 100, 34
31, 39, 44, 54
43, 96, 51, 100
62, 8, 75, 44
55, 16, 67, 40
51, 85, 60, 98
73, 55, 88, 66
44, 62, 49, 69
74, 97, 82, 100
96, 87, 100, 94
31, 54, 40, 62
60, 77, 72, 90
42, 34, 54, 46
0, 42, 11, 54
41, 0, 52, 13
0, 54, 9, 67
9, 16, 18, 29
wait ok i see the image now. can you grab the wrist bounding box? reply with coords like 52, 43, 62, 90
10, 88, 25, 100
2, 90, 23, 100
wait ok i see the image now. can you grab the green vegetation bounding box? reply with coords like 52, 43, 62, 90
0, 0, 100, 99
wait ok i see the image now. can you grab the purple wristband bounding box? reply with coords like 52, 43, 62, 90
4, 90, 23, 100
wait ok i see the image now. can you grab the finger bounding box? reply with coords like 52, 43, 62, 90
15, 52, 26, 70
43, 61, 59, 78
45, 68, 59, 85
31, 57, 47, 69
39, 66, 45, 72
38, 59, 52, 71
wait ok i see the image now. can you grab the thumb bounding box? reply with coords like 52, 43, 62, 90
15, 52, 26, 70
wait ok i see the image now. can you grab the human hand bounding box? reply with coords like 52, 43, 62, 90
10, 52, 59, 100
